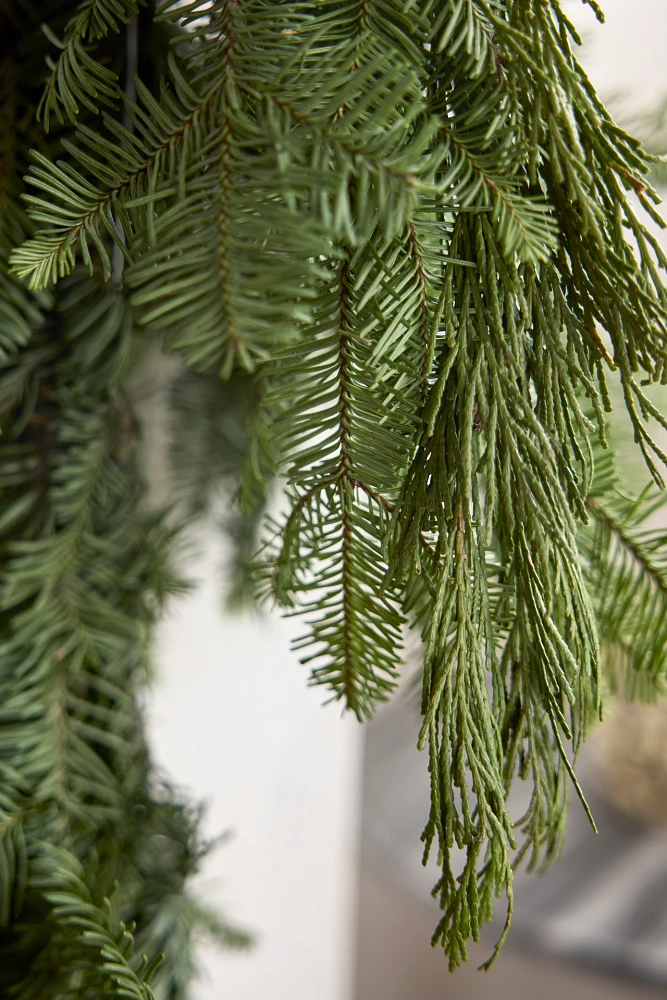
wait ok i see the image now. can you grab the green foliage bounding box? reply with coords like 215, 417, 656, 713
22, 848, 163, 1000
0, 6, 249, 995
38, 0, 146, 130
4, 0, 667, 979
0, 262, 250, 996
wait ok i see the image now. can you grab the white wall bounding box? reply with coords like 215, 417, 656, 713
149, 533, 363, 1000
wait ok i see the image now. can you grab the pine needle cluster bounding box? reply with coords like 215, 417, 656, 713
3, 0, 667, 981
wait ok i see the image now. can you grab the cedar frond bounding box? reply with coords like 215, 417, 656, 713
389, 215, 599, 965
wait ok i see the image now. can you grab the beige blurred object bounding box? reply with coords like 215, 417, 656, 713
593, 700, 667, 827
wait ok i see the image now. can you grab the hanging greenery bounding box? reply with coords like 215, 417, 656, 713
2, 0, 667, 985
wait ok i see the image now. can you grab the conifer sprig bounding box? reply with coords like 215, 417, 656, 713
261, 210, 451, 715
38, 0, 146, 130
28, 847, 163, 999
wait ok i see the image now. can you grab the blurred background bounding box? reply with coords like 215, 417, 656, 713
146, 3, 667, 998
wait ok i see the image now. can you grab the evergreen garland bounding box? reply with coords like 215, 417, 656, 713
2, 0, 667, 985
0, 4, 250, 995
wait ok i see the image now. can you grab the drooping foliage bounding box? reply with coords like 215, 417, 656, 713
3, 0, 667, 979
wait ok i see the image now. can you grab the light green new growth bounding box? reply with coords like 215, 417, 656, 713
4, 0, 667, 980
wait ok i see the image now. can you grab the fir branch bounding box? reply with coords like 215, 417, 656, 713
263, 251, 409, 715
260, 206, 451, 716
38, 0, 146, 130
29, 847, 162, 999
12, 15, 443, 372
12, 57, 216, 289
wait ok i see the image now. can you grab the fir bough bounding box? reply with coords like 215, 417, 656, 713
3, 0, 667, 980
